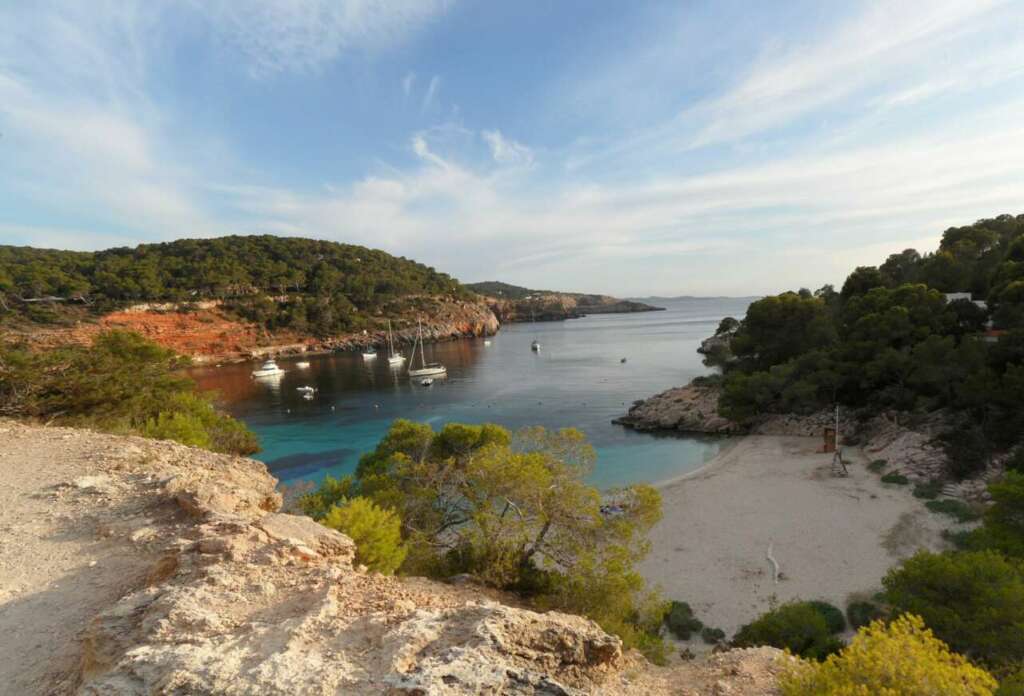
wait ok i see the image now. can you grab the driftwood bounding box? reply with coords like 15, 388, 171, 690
766, 543, 780, 584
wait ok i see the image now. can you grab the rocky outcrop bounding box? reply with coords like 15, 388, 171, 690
0, 421, 786, 695
614, 383, 742, 435
485, 293, 663, 323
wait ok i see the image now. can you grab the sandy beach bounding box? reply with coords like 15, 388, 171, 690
641, 435, 948, 637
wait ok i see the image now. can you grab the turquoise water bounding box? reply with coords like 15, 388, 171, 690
188, 297, 753, 490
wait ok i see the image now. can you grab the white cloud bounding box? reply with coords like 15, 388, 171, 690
481, 130, 533, 166
402, 71, 416, 98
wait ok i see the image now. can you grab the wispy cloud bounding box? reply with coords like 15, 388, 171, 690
481, 130, 533, 166
402, 71, 416, 99
421, 74, 440, 113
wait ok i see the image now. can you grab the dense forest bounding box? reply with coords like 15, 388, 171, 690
466, 281, 556, 300
0, 236, 473, 336
711, 214, 1024, 473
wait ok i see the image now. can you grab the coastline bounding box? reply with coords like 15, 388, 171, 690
641, 434, 950, 638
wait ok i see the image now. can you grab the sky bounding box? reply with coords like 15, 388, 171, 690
1, 1, 1023, 297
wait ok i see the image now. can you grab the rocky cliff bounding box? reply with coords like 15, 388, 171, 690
0, 421, 787, 695
3, 297, 499, 364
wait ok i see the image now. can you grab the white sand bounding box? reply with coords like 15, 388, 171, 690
641, 435, 948, 636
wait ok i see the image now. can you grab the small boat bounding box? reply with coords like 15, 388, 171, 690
620, 357, 627, 363
296, 361, 310, 369
386, 320, 405, 366
420, 377, 434, 386
409, 320, 447, 378
362, 348, 377, 359
252, 359, 285, 378
296, 385, 316, 393
531, 340, 541, 352
484, 340, 492, 346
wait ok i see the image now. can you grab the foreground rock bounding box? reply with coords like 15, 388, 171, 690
0, 421, 785, 695
614, 383, 743, 434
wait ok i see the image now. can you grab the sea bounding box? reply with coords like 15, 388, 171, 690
187, 297, 755, 490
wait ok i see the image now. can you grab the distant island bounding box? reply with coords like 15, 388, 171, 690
466, 280, 664, 322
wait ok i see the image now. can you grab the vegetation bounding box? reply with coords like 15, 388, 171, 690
700, 626, 726, 645
0, 236, 472, 336
779, 614, 997, 696
867, 459, 888, 473
846, 600, 885, 630
882, 550, 1024, 670
320, 497, 407, 574
965, 472, 1024, 558
715, 214, 1024, 469
0, 330, 257, 454
913, 479, 944, 499
664, 600, 703, 640
466, 280, 553, 300
880, 472, 910, 485
925, 499, 982, 523
807, 601, 847, 634
732, 602, 843, 660
299, 420, 668, 659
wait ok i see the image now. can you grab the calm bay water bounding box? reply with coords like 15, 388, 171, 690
188, 297, 754, 490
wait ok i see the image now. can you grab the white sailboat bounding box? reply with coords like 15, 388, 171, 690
408, 320, 447, 378
386, 320, 405, 366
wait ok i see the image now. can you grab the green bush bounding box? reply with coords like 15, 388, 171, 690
779, 614, 997, 696
701, 626, 726, 645
925, 499, 982, 523
807, 601, 846, 634
913, 479, 944, 499
973, 472, 1024, 559
846, 600, 885, 629
883, 550, 1024, 669
0, 331, 257, 455
732, 603, 844, 660
664, 601, 703, 640
868, 459, 888, 473
997, 668, 1024, 696
321, 497, 407, 574
881, 471, 910, 485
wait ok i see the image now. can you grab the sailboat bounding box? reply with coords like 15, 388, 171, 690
408, 320, 447, 378
386, 320, 405, 366
530, 308, 540, 351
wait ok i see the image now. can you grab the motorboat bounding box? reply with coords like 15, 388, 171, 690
296, 385, 316, 394
484, 340, 491, 346
362, 348, 377, 359
408, 320, 447, 378
252, 359, 284, 378
531, 340, 541, 352
296, 361, 310, 368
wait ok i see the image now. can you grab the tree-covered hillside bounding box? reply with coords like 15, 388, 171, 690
713, 213, 1024, 473
0, 236, 474, 335
466, 281, 553, 300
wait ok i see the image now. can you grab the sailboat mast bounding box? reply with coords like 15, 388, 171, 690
418, 320, 426, 368
388, 320, 394, 357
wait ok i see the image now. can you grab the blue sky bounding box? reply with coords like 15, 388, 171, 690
2, 1, 1023, 296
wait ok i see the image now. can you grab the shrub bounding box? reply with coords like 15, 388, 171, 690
883, 550, 1024, 669
807, 601, 846, 634
701, 626, 726, 645
320, 497, 407, 575
868, 459, 888, 473
881, 471, 910, 485
926, 499, 982, 523
972, 472, 1024, 558
1008, 449, 1024, 475
913, 480, 944, 499
846, 600, 885, 630
0, 331, 258, 455
664, 601, 703, 640
732, 603, 844, 660
998, 668, 1024, 696
779, 614, 997, 696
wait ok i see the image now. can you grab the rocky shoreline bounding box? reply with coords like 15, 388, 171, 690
484, 293, 663, 323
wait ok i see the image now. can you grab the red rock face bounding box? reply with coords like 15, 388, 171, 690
9, 298, 500, 363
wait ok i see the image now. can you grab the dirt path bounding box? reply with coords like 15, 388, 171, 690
0, 423, 167, 695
